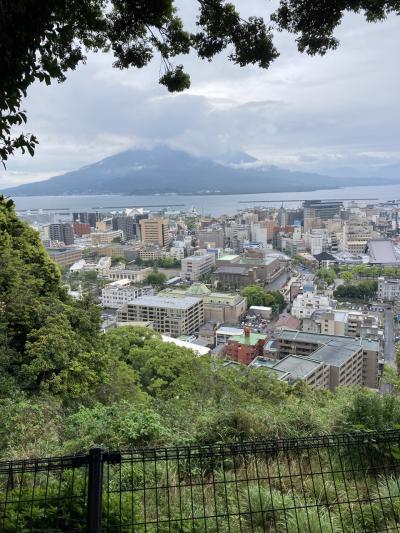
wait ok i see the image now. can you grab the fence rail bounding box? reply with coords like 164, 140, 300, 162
2, 430, 400, 532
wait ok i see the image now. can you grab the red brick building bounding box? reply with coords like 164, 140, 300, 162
73, 221, 91, 237
224, 327, 268, 365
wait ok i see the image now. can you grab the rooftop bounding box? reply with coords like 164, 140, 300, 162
273, 355, 323, 379
131, 295, 202, 310
311, 339, 362, 367
278, 330, 380, 358
366, 239, 400, 265
214, 266, 249, 275
228, 332, 268, 346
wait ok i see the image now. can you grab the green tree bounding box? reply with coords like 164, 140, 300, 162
20, 314, 108, 403
241, 285, 285, 313
2, 1, 398, 164
145, 269, 167, 287
341, 271, 354, 283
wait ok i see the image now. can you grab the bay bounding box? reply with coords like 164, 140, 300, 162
9, 183, 400, 217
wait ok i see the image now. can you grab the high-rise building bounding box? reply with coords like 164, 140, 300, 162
73, 212, 105, 228
303, 200, 343, 221
112, 216, 136, 241
44, 223, 74, 245
73, 221, 91, 237
139, 218, 168, 247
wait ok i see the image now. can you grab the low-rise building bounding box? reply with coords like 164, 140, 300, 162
377, 276, 400, 301
291, 292, 334, 319
91, 230, 123, 245
47, 247, 82, 268
117, 295, 204, 337
224, 327, 268, 365
105, 267, 152, 283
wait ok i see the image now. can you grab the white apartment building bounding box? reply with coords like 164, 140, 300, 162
117, 296, 204, 337
291, 292, 333, 319
101, 281, 154, 308
169, 243, 185, 260
304, 233, 324, 255
377, 277, 400, 301
181, 251, 215, 281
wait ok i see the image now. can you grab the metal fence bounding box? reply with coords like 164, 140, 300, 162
2, 430, 400, 532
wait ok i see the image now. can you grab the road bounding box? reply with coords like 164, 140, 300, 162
268, 270, 290, 290
384, 308, 395, 367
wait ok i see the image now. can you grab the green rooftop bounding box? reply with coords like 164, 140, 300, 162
228, 333, 268, 346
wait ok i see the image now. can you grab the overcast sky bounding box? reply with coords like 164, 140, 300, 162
1, 1, 400, 187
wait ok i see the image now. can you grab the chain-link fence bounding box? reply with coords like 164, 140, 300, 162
2, 430, 400, 532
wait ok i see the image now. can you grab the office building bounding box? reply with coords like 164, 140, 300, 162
112, 216, 137, 241
73, 212, 105, 228
181, 252, 215, 281
117, 296, 204, 337
139, 218, 169, 247
197, 228, 225, 249
44, 223, 74, 245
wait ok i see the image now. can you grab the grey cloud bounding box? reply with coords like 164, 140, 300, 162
1, 2, 399, 187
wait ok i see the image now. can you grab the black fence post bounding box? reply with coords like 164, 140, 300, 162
87, 448, 104, 533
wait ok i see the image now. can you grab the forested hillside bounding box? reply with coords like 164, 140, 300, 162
1, 195, 399, 461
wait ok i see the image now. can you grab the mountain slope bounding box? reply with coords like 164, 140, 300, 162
1, 146, 393, 196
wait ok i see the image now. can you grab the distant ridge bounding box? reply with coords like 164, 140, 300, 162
1, 145, 395, 196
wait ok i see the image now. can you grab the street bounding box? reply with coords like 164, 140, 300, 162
384, 308, 395, 367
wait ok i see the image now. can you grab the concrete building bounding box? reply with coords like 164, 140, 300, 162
340, 220, 377, 254
160, 283, 247, 324
277, 330, 381, 389
377, 277, 400, 301
47, 247, 82, 267
197, 228, 225, 249
291, 292, 334, 319
112, 216, 137, 241
302, 309, 380, 340
181, 251, 215, 281
117, 295, 204, 337
215, 326, 243, 346
101, 281, 154, 308
105, 267, 152, 283
91, 230, 123, 245
73, 221, 91, 237
224, 327, 268, 365
269, 355, 330, 389
44, 223, 74, 245
139, 245, 163, 261
139, 218, 169, 247
212, 253, 282, 288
